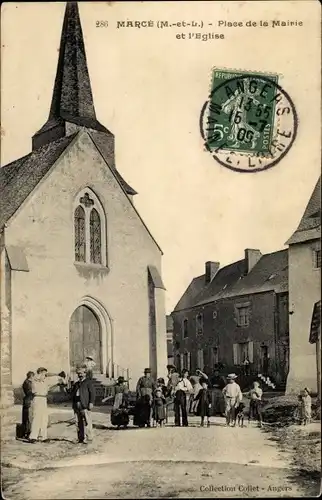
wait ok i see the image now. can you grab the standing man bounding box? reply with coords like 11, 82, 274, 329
209, 367, 226, 416
71, 365, 96, 444
174, 369, 193, 426
21, 371, 35, 439
84, 356, 96, 379
29, 367, 66, 443
222, 373, 243, 427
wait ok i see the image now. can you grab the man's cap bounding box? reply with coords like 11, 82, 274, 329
167, 364, 176, 370
144, 367, 151, 373
117, 376, 125, 383
85, 356, 94, 361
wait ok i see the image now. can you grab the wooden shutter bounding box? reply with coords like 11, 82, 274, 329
248, 341, 254, 363
187, 352, 191, 371
233, 344, 238, 365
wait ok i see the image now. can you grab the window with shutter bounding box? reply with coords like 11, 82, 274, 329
233, 344, 238, 365
180, 353, 184, 371
248, 341, 254, 363
197, 349, 204, 370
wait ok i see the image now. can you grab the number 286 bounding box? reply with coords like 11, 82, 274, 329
96, 21, 108, 27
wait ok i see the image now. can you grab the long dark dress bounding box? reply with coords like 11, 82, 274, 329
133, 395, 152, 427
195, 388, 211, 417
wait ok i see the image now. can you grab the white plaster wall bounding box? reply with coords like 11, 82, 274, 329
287, 241, 321, 393
6, 131, 165, 391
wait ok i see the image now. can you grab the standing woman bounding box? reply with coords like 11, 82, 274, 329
29, 367, 66, 443
21, 371, 35, 439
135, 368, 155, 427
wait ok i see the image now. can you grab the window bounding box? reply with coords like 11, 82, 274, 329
197, 349, 204, 370
175, 353, 181, 372
74, 206, 86, 262
196, 313, 204, 335
211, 346, 219, 367
73, 189, 107, 266
233, 341, 253, 365
90, 209, 102, 264
236, 305, 250, 327
313, 249, 321, 269
182, 319, 188, 339
183, 351, 191, 371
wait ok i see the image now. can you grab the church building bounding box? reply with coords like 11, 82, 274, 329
0, 2, 167, 405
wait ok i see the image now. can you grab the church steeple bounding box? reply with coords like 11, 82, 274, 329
32, 2, 108, 150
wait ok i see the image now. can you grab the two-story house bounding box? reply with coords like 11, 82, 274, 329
172, 249, 289, 387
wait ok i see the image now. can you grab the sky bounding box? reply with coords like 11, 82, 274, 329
1, 1, 321, 313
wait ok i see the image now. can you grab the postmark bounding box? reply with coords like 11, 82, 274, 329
200, 68, 298, 173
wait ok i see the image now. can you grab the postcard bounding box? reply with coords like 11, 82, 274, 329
1, 1, 321, 498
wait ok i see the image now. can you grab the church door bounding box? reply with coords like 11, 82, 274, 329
69, 305, 102, 373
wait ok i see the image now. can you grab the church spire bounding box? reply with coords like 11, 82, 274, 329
49, 2, 95, 121
32, 2, 107, 150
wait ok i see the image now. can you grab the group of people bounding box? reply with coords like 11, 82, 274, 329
105, 364, 265, 429
21, 357, 97, 444
20, 359, 280, 444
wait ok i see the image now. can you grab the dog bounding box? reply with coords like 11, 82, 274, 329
235, 402, 246, 427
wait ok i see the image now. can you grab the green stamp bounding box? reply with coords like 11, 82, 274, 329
200, 68, 297, 173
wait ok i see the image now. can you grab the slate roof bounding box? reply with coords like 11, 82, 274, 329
0, 130, 138, 229
173, 275, 207, 312
0, 134, 77, 230
172, 249, 288, 312
286, 177, 321, 245
34, 2, 107, 138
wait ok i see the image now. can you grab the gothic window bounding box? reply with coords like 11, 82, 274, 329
90, 209, 102, 264
74, 205, 86, 262
74, 189, 107, 267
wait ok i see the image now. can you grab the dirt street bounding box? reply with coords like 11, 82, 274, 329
2, 409, 320, 499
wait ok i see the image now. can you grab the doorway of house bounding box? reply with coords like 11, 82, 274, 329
260, 345, 269, 375
69, 305, 102, 375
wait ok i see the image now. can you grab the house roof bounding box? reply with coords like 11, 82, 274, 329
172, 249, 288, 312
203, 249, 288, 302
286, 177, 321, 245
173, 274, 207, 312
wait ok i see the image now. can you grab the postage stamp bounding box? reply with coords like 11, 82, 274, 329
200, 68, 298, 173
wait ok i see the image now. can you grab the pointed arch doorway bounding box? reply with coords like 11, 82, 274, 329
69, 305, 103, 374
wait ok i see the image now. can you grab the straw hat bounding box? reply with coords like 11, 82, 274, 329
227, 373, 237, 380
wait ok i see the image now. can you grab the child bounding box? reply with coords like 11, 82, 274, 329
194, 379, 212, 427
300, 388, 312, 425
248, 381, 263, 428
152, 387, 166, 427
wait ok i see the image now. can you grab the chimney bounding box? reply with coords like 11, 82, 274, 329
205, 261, 220, 284
244, 249, 262, 274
